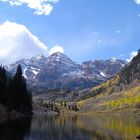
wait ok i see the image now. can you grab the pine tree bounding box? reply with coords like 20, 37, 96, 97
7, 65, 33, 113
0, 66, 7, 104
6, 78, 14, 111
0, 65, 33, 114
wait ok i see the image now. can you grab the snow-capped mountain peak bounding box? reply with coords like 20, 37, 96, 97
110, 57, 117, 63
6, 53, 127, 90
5, 54, 47, 80
47, 52, 73, 64
35, 54, 46, 60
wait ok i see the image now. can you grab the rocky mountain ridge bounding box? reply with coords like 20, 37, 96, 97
6, 52, 127, 91
78, 50, 140, 112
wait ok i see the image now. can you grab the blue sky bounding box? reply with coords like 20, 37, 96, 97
0, 0, 140, 64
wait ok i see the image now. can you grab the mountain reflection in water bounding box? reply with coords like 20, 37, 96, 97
0, 114, 140, 140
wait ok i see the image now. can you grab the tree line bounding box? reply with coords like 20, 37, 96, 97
0, 65, 32, 114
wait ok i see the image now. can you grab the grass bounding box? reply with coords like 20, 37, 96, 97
100, 85, 140, 110
91, 75, 120, 95
77, 82, 140, 113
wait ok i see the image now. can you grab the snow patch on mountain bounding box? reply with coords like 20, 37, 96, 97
100, 71, 106, 77
110, 57, 117, 63
23, 67, 27, 79
6, 52, 127, 90
6, 54, 47, 80
35, 54, 45, 60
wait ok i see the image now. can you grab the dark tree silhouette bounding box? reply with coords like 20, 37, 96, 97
0, 65, 33, 114
9, 65, 32, 113
0, 66, 7, 104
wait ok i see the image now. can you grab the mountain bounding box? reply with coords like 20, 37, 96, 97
36, 52, 81, 81
78, 50, 140, 113
81, 58, 126, 79
35, 52, 127, 90
6, 52, 127, 93
5, 54, 47, 80
35, 52, 97, 90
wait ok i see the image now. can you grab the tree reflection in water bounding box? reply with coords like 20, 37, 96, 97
0, 114, 140, 140
0, 116, 32, 140
27, 114, 140, 140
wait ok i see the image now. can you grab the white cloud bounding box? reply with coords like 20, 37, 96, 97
49, 44, 64, 55
134, 0, 140, 4
0, 0, 60, 15
0, 20, 48, 64
127, 51, 138, 62
115, 30, 122, 34
48, 0, 60, 3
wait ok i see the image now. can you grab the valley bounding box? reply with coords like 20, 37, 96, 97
32, 49, 140, 114
1, 1, 140, 139
1, 50, 140, 115
5, 52, 127, 104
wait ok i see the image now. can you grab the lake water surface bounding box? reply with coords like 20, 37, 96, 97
0, 114, 140, 140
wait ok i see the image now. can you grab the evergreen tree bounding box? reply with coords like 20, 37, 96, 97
6, 78, 14, 111
0, 66, 7, 104
0, 65, 33, 114
9, 65, 32, 113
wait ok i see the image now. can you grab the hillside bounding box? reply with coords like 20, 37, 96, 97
78, 50, 140, 113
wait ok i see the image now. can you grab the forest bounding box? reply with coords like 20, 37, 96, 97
0, 65, 32, 114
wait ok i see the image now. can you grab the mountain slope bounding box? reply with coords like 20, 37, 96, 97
81, 58, 126, 79
5, 54, 47, 80
36, 52, 81, 81
78, 50, 140, 112
33, 52, 126, 90
35, 52, 100, 90
6, 52, 127, 93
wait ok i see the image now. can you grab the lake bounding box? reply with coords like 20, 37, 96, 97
0, 114, 140, 140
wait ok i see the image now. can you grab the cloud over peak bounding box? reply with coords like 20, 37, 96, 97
49, 44, 64, 55
0, 21, 64, 64
127, 51, 138, 62
0, 20, 48, 64
0, 0, 60, 15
